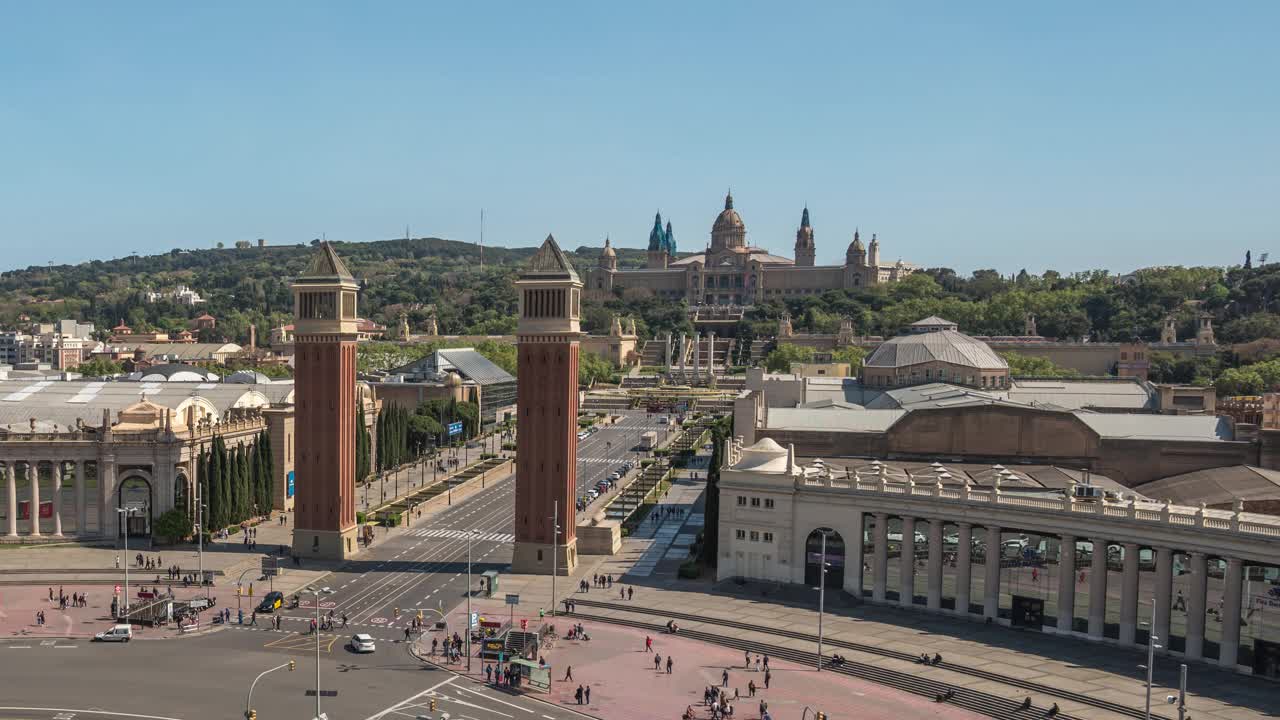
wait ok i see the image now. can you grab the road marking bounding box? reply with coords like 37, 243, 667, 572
0, 709, 184, 720
364, 677, 456, 720
9, 646, 32, 649
456, 687, 534, 713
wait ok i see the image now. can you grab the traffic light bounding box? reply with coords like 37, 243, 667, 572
246, 710, 257, 720
429, 699, 437, 712
288, 660, 296, 671
815, 713, 825, 720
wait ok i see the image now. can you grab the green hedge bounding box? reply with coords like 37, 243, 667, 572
356, 511, 367, 525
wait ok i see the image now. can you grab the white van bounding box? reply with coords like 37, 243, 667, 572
94, 624, 134, 642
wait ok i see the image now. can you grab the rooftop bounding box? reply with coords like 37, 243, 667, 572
864, 329, 1008, 371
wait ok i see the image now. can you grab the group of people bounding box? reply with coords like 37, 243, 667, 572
650, 505, 685, 524
916, 652, 944, 666
696, 685, 749, 719
429, 633, 464, 663
565, 623, 590, 641
484, 662, 523, 687
573, 684, 591, 705
47, 586, 87, 610
242, 525, 260, 550
128, 552, 162, 570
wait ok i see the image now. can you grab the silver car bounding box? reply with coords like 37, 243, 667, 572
349, 633, 376, 653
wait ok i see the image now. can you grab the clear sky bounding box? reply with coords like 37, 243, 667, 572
1, 2, 1276, 274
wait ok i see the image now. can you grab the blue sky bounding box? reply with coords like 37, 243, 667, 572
1, 2, 1276, 274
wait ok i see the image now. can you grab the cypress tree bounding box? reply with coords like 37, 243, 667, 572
376, 409, 385, 472
258, 430, 275, 514
247, 442, 260, 517
210, 436, 226, 529
236, 445, 249, 521
355, 406, 369, 481
197, 446, 209, 532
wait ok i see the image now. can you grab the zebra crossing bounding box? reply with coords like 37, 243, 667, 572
406, 528, 515, 544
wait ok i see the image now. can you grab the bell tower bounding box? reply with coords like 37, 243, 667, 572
794, 207, 815, 267
512, 235, 581, 575
291, 242, 360, 560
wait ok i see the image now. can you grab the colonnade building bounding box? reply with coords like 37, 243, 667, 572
717, 437, 1280, 678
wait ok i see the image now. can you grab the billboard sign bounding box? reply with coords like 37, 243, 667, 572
447, 421, 464, 436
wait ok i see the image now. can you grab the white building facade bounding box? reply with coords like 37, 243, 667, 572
717, 437, 1280, 678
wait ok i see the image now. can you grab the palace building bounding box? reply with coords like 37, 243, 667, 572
585, 193, 916, 305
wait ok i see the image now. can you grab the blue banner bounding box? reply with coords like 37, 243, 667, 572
286, 471, 295, 498
447, 421, 463, 436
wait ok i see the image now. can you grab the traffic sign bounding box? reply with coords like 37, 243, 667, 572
504, 593, 520, 606
470, 612, 478, 628
447, 421, 463, 437
114, 585, 121, 594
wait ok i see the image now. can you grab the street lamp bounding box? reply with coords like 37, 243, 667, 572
309, 586, 335, 720
196, 496, 209, 599
1140, 596, 1162, 720
466, 528, 479, 671
814, 527, 835, 672
245, 659, 295, 720
550, 501, 561, 618
1165, 663, 1188, 720
115, 507, 140, 618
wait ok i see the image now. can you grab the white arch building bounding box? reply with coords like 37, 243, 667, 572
717, 437, 1280, 678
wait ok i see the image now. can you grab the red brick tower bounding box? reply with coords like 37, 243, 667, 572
512, 235, 581, 575
291, 242, 360, 560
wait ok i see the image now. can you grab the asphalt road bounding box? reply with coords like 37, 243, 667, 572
0, 411, 660, 720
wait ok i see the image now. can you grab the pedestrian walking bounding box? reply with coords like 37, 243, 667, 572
755, 656, 761, 672
645, 635, 653, 652
748, 680, 756, 697
763, 655, 769, 671
764, 669, 771, 689
564, 665, 574, 681
628, 586, 634, 600
574, 685, 584, 705
744, 650, 751, 668
655, 654, 662, 671
585, 685, 591, 704
667, 656, 673, 674
722, 668, 729, 687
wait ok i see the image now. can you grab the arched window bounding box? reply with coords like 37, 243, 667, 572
805, 528, 845, 589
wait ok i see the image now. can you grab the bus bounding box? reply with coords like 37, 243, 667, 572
640, 431, 658, 450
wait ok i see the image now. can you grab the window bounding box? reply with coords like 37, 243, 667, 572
763, 532, 774, 543
764, 498, 774, 509
750, 497, 761, 507
735, 529, 746, 540
737, 496, 747, 506
749, 531, 760, 541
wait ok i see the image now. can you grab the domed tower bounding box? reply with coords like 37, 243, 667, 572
598, 237, 617, 271
647, 212, 669, 269
845, 229, 866, 267
868, 233, 881, 267
710, 191, 746, 251
794, 207, 815, 267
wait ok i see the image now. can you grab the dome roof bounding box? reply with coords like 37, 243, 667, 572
732, 437, 791, 473
600, 237, 616, 257
713, 192, 744, 232
131, 363, 219, 383
864, 330, 1009, 371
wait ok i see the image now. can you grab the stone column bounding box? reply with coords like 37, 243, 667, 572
1088, 539, 1107, 638
955, 523, 972, 615
899, 516, 916, 608
99, 456, 117, 538
707, 332, 716, 375
692, 333, 700, 377
872, 512, 888, 603
927, 519, 943, 610
75, 461, 86, 534
846, 512, 865, 596
1219, 558, 1243, 669
51, 460, 63, 537
984, 525, 1001, 620
664, 334, 672, 367
1154, 547, 1173, 650
1057, 535, 1076, 633
1185, 552, 1208, 660
28, 461, 41, 536
5, 463, 17, 537
1119, 543, 1140, 645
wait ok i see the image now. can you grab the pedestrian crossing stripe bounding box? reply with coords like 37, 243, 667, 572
406, 528, 515, 543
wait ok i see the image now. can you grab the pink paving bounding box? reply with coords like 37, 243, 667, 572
449, 616, 983, 720
0, 583, 219, 639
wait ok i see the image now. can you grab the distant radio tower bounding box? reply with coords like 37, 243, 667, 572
480, 208, 485, 270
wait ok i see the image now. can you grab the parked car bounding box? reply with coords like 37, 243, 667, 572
349, 633, 376, 653
94, 624, 133, 643
256, 591, 285, 613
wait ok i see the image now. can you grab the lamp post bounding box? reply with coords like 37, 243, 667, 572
1141, 596, 1162, 720
550, 501, 560, 618
814, 527, 834, 671
115, 507, 139, 618
1166, 663, 1188, 720
198, 499, 209, 598
466, 528, 479, 671
310, 586, 334, 720
245, 659, 295, 719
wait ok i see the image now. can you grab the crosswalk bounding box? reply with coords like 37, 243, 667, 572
406, 528, 515, 544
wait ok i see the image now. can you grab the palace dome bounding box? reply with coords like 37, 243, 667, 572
712, 192, 745, 233
864, 329, 1008, 371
